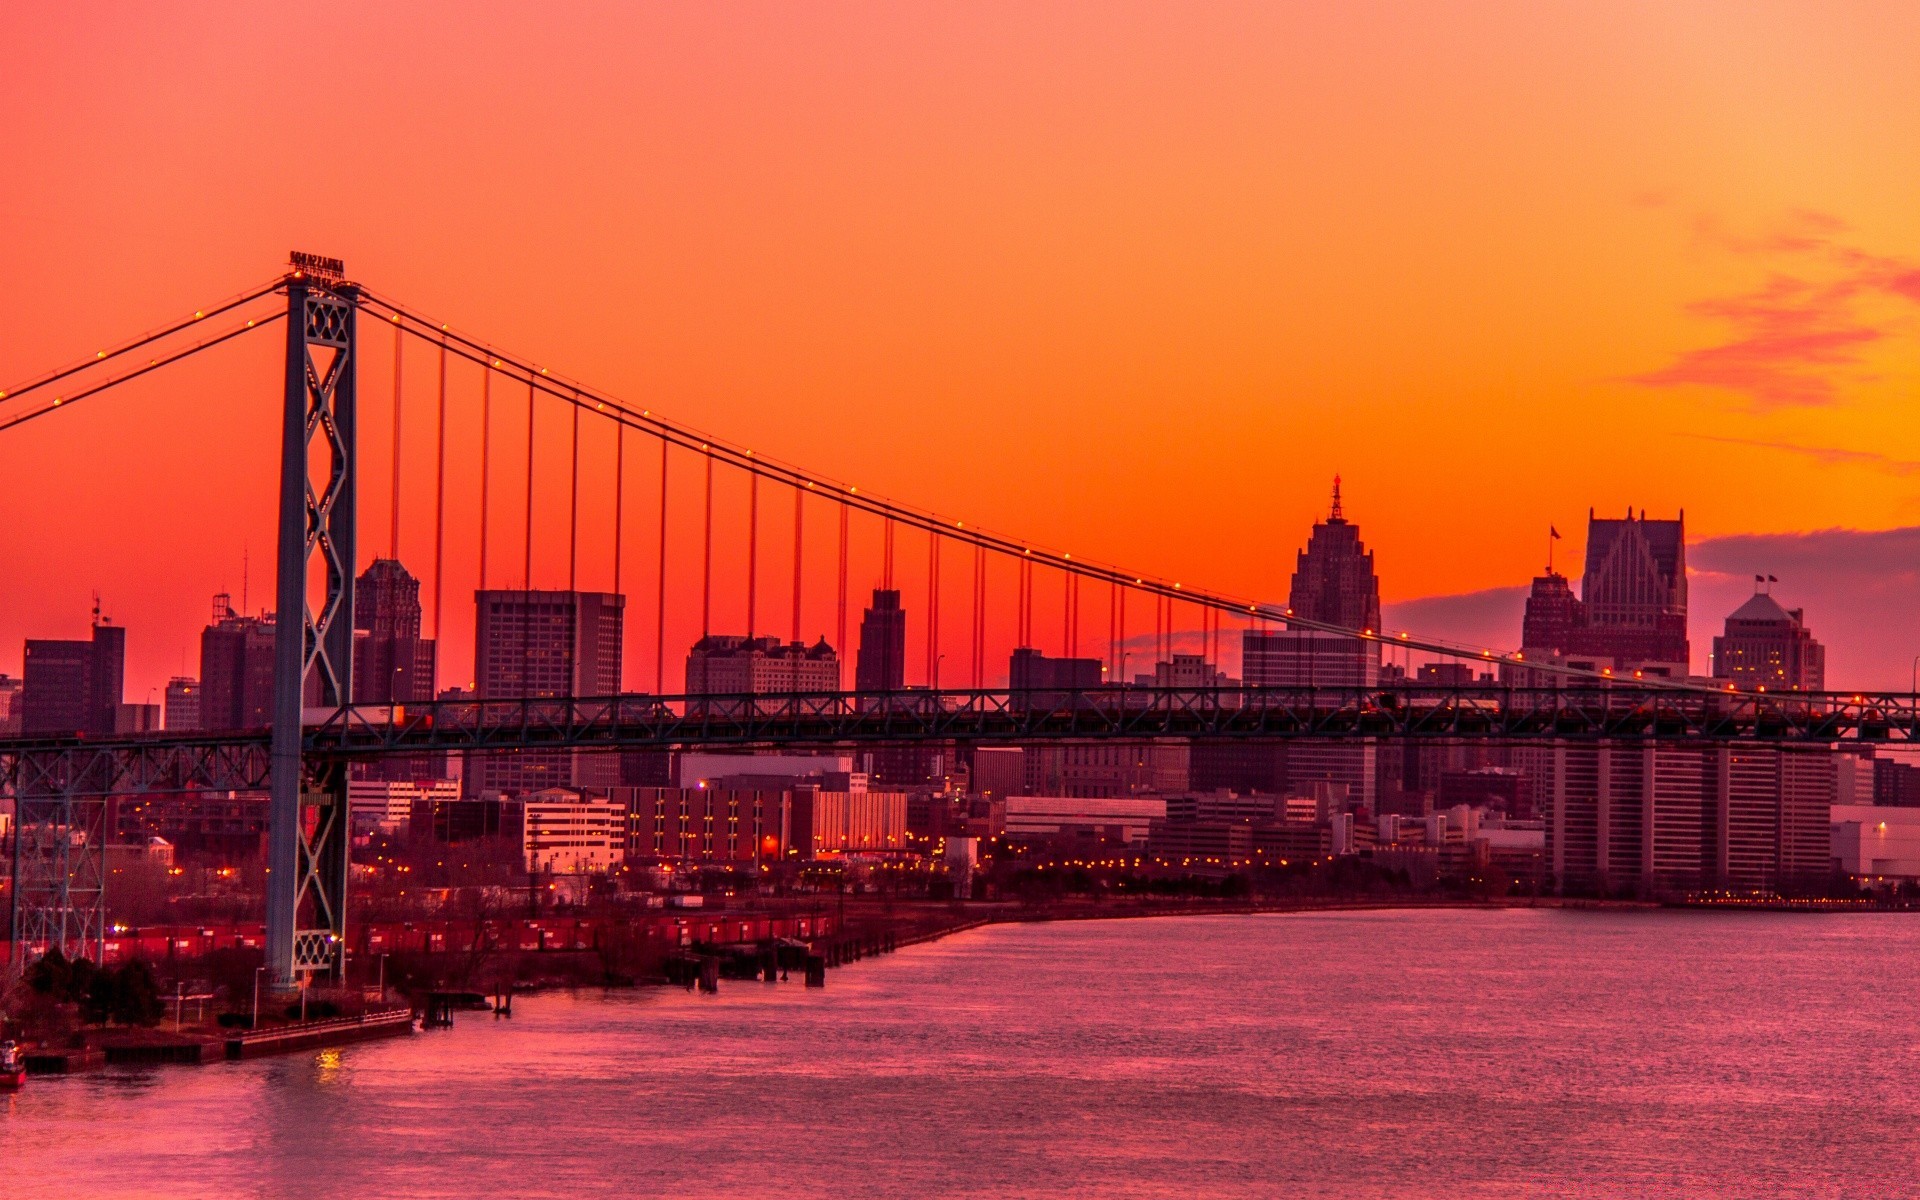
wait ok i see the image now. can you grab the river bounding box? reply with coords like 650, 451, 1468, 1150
7, 908, 1920, 1198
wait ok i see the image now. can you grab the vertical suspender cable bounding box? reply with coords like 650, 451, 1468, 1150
1118, 585, 1127, 684
1108, 582, 1117, 683
612, 422, 625, 608
432, 337, 447, 643
567, 395, 580, 595
390, 323, 403, 559
927, 533, 939, 687
791, 484, 804, 686
478, 366, 492, 591
522, 374, 536, 691
655, 439, 669, 694
746, 472, 759, 638
701, 450, 714, 636
523, 376, 536, 594
972, 543, 985, 688
883, 517, 895, 590
836, 502, 849, 687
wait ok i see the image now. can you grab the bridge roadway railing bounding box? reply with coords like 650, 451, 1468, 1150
4, 684, 1918, 794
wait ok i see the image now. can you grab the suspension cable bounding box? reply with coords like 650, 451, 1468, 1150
0, 312, 284, 435
0, 277, 283, 409
432, 337, 448, 643
655, 438, 668, 694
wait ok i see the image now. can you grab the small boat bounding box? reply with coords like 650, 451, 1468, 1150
0, 1041, 25, 1090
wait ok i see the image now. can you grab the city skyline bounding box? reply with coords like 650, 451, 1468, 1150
9, 5, 1920, 702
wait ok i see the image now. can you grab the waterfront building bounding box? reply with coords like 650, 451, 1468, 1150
22, 617, 125, 736
163, 676, 200, 732
854, 588, 906, 692
1131, 653, 1236, 690
521, 788, 626, 874
685, 634, 839, 701
1521, 740, 1837, 895
1710, 586, 1824, 691
1831, 805, 1920, 879
471, 589, 625, 796
613, 786, 790, 864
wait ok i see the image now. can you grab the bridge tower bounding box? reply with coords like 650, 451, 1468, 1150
265, 255, 358, 991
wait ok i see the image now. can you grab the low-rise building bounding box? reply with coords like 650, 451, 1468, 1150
1832, 805, 1920, 880
522, 789, 626, 875
1004, 795, 1165, 845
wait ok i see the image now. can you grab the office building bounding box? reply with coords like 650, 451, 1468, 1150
614, 786, 791, 864
1711, 586, 1824, 691
0, 673, 21, 734
1003, 795, 1166, 845
1527, 741, 1836, 895
1008, 647, 1103, 706
163, 676, 200, 732
521, 789, 626, 875
199, 596, 278, 731
353, 558, 438, 703
22, 618, 126, 736
854, 588, 906, 692
685, 634, 839, 699
790, 788, 909, 857
471, 589, 625, 796
1571, 509, 1690, 676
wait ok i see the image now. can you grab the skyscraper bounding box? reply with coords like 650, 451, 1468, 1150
352, 559, 438, 704
470, 589, 625, 796
854, 588, 907, 692
1571, 509, 1689, 676
1241, 479, 1383, 810
21, 617, 126, 736
1711, 586, 1824, 691
1285, 476, 1382, 632
163, 676, 201, 732
198, 595, 277, 731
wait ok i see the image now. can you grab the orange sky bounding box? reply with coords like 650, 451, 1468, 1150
6, 2, 1920, 697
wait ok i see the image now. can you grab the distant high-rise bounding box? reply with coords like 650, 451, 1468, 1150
199, 594, 277, 731
1712, 586, 1824, 692
471, 589, 625, 796
1286, 477, 1381, 632
22, 617, 126, 736
1571, 509, 1689, 675
1244, 479, 1382, 810
687, 635, 840, 697
353, 559, 437, 704
1519, 572, 1582, 656
854, 589, 907, 692
163, 676, 201, 732
1007, 647, 1103, 704
0, 673, 22, 735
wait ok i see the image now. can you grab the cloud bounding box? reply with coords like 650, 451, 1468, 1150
1679, 433, 1920, 477
1626, 212, 1920, 410
1382, 587, 1529, 655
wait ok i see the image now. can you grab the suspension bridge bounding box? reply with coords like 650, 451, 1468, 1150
2, 254, 1914, 987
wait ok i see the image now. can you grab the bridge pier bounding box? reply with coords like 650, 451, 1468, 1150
266, 264, 359, 992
